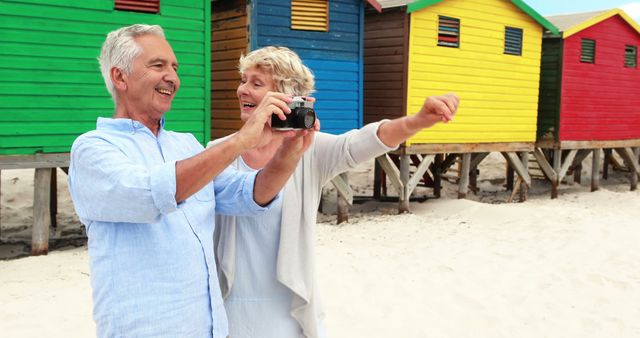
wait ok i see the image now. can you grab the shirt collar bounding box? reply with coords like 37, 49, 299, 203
96, 117, 165, 134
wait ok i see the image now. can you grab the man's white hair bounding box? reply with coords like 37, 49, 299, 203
98, 24, 165, 100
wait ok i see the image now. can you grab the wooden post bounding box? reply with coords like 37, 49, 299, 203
373, 160, 381, 200
336, 172, 350, 224
506, 165, 514, 191
399, 154, 410, 213
603, 148, 611, 179
591, 148, 601, 192
573, 163, 582, 185
50, 168, 58, 228
458, 153, 471, 199
631, 148, 639, 191
551, 149, 562, 199
433, 154, 442, 198
32, 168, 52, 255
0, 169, 2, 236
519, 151, 529, 202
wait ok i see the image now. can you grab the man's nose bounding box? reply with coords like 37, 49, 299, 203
164, 68, 179, 85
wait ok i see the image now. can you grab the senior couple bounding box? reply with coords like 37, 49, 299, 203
69, 24, 459, 338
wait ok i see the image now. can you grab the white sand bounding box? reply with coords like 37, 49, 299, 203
2, 156, 640, 337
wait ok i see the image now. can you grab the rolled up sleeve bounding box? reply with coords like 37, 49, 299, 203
69, 135, 176, 223
149, 160, 178, 214
213, 166, 279, 216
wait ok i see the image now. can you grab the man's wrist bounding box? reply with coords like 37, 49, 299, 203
227, 133, 249, 156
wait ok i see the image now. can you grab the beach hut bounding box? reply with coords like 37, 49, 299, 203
364, 0, 558, 210
535, 9, 640, 196
0, 0, 211, 253
210, 0, 382, 139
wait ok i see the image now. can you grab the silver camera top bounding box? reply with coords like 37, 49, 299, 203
289, 96, 314, 109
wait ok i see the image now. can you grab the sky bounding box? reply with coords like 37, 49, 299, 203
526, 1, 640, 22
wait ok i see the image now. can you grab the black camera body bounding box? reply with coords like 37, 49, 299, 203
271, 96, 316, 130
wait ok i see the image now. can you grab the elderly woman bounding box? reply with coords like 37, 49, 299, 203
209, 46, 458, 338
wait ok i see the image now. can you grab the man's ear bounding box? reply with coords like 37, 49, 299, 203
111, 67, 127, 91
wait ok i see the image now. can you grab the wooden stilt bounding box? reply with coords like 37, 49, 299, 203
519, 151, 529, 202
569, 149, 590, 185
0, 169, 2, 237
458, 153, 471, 199
50, 168, 57, 228
591, 148, 601, 192
507, 176, 522, 203
333, 172, 352, 224
433, 154, 443, 198
506, 164, 514, 191
632, 148, 640, 191
551, 149, 562, 199
468, 152, 488, 194
376, 154, 403, 195
603, 148, 611, 179
406, 154, 432, 199
614, 147, 640, 190
399, 154, 410, 213
410, 155, 434, 187
532, 148, 557, 182
501, 152, 531, 186
373, 160, 381, 200
32, 168, 52, 255
557, 150, 578, 182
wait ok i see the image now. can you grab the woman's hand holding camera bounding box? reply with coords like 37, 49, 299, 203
235, 92, 292, 151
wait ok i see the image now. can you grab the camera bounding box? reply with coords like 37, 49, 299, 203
271, 96, 316, 130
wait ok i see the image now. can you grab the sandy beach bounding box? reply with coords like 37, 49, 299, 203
2, 155, 640, 337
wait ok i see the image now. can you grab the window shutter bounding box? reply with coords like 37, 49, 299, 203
625, 45, 637, 68
504, 27, 523, 55
437, 16, 460, 48
114, 0, 160, 14
580, 39, 596, 63
291, 0, 329, 32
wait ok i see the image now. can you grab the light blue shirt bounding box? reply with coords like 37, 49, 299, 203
68, 117, 273, 338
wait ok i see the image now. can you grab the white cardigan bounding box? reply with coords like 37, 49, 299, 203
209, 122, 396, 338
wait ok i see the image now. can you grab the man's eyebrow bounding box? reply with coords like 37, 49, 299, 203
147, 57, 178, 69
147, 57, 165, 64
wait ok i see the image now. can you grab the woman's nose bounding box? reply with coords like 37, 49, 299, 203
237, 82, 248, 96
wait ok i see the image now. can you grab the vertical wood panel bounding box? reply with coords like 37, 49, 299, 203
210, 0, 247, 140
536, 37, 563, 141
364, 7, 407, 124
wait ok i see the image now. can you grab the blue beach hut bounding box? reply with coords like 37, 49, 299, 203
210, 0, 382, 139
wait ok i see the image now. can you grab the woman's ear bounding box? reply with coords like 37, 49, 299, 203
111, 67, 127, 91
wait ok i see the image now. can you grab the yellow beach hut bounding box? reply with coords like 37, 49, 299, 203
364, 0, 558, 209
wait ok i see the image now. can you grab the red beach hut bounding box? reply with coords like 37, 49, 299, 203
536, 9, 640, 196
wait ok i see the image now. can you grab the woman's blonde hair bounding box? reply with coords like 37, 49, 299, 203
239, 46, 315, 96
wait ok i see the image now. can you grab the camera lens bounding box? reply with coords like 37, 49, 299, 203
297, 108, 316, 129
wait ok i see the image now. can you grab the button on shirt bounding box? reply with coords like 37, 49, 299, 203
68, 117, 273, 338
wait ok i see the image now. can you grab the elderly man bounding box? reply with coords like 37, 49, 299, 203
68, 24, 313, 338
